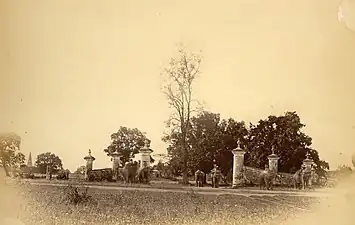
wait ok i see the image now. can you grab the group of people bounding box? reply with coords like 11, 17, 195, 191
195, 164, 222, 188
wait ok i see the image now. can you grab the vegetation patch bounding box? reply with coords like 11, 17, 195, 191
5, 184, 323, 225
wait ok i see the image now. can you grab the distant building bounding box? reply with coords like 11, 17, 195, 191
27, 152, 33, 167
19, 152, 41, 177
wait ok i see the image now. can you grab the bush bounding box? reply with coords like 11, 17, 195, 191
57, 170, 69, 180
88, 169, 113, 182
63, 185, 93, 205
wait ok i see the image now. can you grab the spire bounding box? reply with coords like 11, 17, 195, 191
27, 152, 33, 167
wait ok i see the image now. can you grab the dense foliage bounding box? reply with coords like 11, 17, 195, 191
163, 110, 329, 177
35, 152, 63, 174
104, 126, 154, 165
88, 169, 114, 182
0, 132, 24, 176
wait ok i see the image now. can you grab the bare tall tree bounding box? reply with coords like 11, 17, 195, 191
161, 46, 202, 184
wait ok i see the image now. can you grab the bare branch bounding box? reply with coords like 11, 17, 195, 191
160, 45, 202, 184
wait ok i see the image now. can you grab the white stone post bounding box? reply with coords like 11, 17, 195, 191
84, 149, 95, 180
46, 165, 50, 180
111, 151, 121, 181
268, 147, 280, 186
138, 140, 153, 169
232, 141, 246, 188
268, 148, 280, 174
302, 152, 313, 187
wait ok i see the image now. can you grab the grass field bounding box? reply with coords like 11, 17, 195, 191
0, 180, 323, 225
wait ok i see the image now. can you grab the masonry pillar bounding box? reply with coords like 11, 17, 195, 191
111, 151, 121, 181
138, 140, 153, 169
268, 147, 280, 186
302, 152, 313, 187
46, 165, 50, 180
232, 141, 246, 188
84, 149, 95, 180
268, 148, 280, 174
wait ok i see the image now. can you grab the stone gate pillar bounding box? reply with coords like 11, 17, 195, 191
303, 152, 313, 171
268, 147, 280, 186
232, 141, 246, 188
84, 149, 95, 180
46, 165, 50, 180
138, 140, 153, 169
302, 152, 313, 187
111, 151, 121, 181
268, 147, 280, 173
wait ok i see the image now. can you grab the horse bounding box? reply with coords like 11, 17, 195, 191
210, 167, 222, 188
195, 170, 205, 187
293, 166, 312, 190
259, 169, 280, 190
136, 167, 150, 184
119, 161, 139, 184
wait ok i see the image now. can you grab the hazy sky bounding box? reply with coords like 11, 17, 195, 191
1, 0, 355, 172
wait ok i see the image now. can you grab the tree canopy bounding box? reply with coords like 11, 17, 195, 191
163, 110, 329, 177
163, 111, 248, 176
35, 152, 63, 174
104, 126, 153, 165
245, 112, 329, 174
0, 132, 24, 176
74, 165, 86, 175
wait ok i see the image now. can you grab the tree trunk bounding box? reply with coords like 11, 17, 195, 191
182, 154, 189, 184
181, 127, 189, 185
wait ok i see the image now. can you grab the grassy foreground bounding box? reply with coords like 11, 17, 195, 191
0, 182, 321, 225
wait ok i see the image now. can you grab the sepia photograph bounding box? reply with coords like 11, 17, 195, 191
1, 0, 355, 224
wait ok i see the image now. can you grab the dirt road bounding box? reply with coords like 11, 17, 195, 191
23, 180, 336, 198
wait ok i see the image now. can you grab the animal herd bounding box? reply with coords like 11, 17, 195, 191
195, 164, 317, 191
114, 161, 150, 184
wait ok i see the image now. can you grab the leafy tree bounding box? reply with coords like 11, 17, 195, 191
104, 126, 151, 165
217, 118, 249, 175
245, 111, 329, 175
187, 111, 222, 174
161, 46, 202, 184
74, 165, 86, 175
156, 160, 165, 171
35, 152, 63, 174
163, 143, 184, 176
163, 111, 248, 176
0, 132, 24, 176
165, 110, 328, 179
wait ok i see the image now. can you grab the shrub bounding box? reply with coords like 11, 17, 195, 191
63, 185, 93, 205
57, 170, 69, 180
88, 169, 113, 182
